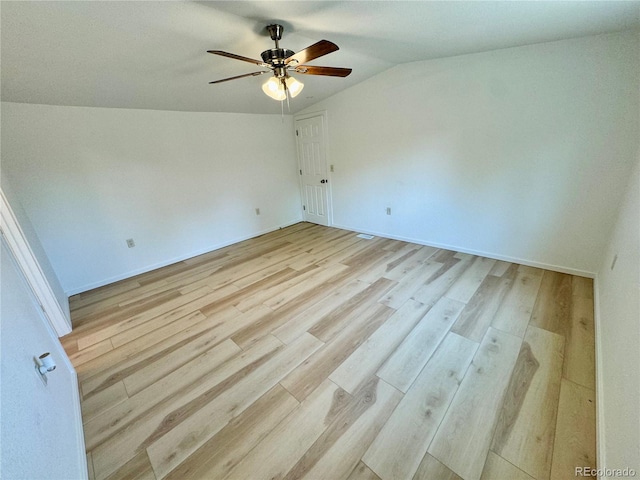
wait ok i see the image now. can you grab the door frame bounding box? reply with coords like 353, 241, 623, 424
0, 189, 71, 336
294, 110, 333, 226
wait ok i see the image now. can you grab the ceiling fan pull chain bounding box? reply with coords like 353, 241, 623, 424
281, 95, 284, 122
285, 80, 291, 112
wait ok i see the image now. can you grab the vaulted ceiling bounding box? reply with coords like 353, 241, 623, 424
2, 1, 639, 114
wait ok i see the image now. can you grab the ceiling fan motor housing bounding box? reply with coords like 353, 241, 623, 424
260, 48, 295, 66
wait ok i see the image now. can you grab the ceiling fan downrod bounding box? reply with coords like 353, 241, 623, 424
266, 24, 283, 46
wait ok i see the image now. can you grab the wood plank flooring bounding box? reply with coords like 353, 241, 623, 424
62, 223, 596, 480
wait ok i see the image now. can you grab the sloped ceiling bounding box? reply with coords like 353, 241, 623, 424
2, 1, 639, 114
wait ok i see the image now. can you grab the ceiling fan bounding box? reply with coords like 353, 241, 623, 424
208, 24, 352, 101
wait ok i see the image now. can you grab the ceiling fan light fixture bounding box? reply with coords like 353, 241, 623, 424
285, 76, 304, 98
262, 75, 304, 101
262, 76, 286, 101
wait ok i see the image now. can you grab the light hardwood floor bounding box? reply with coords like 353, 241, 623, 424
62, 223, 596, 480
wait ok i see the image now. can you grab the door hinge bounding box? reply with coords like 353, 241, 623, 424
299, 169, 302, 175
296, 130, 299, 136
303, 205, 306, 211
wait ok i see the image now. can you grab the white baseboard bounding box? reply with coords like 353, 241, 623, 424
65, 218, 303, 296
331, 223, 596, 278
68, 220, 596, 295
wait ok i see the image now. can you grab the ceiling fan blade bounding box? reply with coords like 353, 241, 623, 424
285, 40, 339, 66
293, 65, 352, 77
207, 50, 266, 66
209, 71, 267, 84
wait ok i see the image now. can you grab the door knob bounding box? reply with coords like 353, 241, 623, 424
320, 179, 328, 184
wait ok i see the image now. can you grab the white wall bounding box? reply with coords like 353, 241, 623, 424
1, 103, 301, 294
595, 150, 639, 476
300, 31, 639, 275
1, 239, 86, 479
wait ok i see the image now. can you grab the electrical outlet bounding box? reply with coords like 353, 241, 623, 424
255, 208, 260, 215
126, 238, 135, 248
386, 207, 391, 215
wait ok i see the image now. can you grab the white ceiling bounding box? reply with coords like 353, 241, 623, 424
2, 1, 639, 115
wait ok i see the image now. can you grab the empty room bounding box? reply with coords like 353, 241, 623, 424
1, 2, 638, 480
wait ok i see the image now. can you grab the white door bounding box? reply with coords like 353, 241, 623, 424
296, 114, 330, 226
1, 237, 87, 479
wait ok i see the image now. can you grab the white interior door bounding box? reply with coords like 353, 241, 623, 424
1, 238, 87, 479
296, 114, 330, 226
